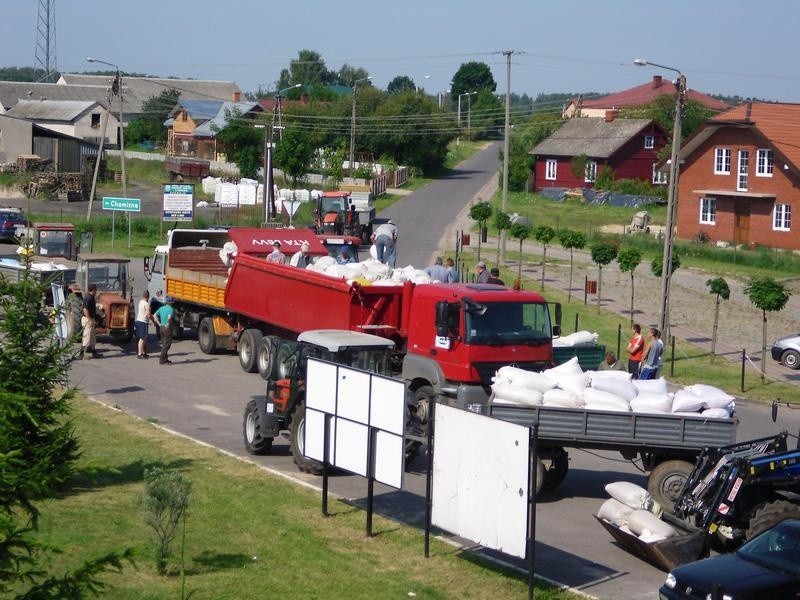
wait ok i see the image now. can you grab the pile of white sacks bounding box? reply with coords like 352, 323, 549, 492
597, 482, 677, 543
306, 255, 436, 286
491, 356, 736, 418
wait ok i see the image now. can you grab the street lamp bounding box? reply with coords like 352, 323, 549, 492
457, 91, 477, 127
274, 83, 302, 140
349, 76, 371, 178
416, 74, 431, 93
86, 57, 126, 229
634, 58, 687, 340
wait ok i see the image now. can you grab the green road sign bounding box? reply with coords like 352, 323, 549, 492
102, 197, 141, 212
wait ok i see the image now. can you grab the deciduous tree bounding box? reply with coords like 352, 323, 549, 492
533, 225, 555, 291
618, 247, 643, 325
706, 277, 730, 360
469, 201, 493, 262
590, 242, 618, 309
745, 277, 790, 382
558, 229, 586, 302
509, 222, 531, 286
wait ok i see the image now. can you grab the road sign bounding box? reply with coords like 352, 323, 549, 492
163, 183, 194, 221
102, 197, 141, 212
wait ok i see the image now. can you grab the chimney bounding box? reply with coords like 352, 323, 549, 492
232, 91, 241, 102
745, 101, 752, 121
605, 109, 618, 123
652, 75, 663, 89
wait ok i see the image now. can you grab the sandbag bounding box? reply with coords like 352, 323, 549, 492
583, 387, 631, 411
590, 369, 632, 381
490, 383, 543, 407
597, 498, 633, 526
553, 371, 591, 395
605, 481, 652, 510
542, 388, 584, 408
686, 383, 734, 402
543, 356, 583, 380
585, 401, 631, 412
630, 392, 673, 414
590, 374, 638, 401
552, 330, 598, 347
700, 407, 733, 419
495, 366, 557, 392
633, 377, 669, 394
671, 389, 705, 413
626, 509, 677, 539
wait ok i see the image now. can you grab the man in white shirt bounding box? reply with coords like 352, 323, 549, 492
289, 242, 311, 268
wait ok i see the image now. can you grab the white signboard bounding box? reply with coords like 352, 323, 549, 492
163, 184, 194, 221
431, 404, 530, 559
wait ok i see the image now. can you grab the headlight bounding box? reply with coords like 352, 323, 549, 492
466, 403, 484, 414
664, 573, 676, 589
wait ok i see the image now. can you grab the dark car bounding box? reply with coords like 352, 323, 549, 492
771, 333, 800, 369
659, 519, 800, 599
0, 208, 25, 241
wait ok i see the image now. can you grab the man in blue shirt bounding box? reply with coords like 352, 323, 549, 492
154, 296, 175, 365
639, 327, 664, 380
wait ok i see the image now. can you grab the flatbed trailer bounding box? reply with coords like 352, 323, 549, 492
489, 402, 738, 507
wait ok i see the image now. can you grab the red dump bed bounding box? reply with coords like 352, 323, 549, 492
224, 252, 406, 340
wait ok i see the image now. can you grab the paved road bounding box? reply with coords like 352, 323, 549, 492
59, 146, 800, 599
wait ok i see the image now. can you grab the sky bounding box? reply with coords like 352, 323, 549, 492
4, 0, 800, 105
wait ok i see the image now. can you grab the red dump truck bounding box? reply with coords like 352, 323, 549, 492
144, 226, 560, 420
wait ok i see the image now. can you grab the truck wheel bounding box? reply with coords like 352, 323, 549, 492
534, 458, 546, 496
413, 385, 435, 429
239, 329, 262, 373
747, 500, 800, 541
781, 349, 800, 369
289, 401, 324, 475
541, 450, 569, 491
647, 460, 694, 513
198, 317, 217, 354
170, 319, 183, 340
257, 335, 279, 380
243, 399, 273, 455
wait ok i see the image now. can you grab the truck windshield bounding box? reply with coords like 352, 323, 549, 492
87, 262, 128, 294
465, 302, 552, 345
38, 230, 71, 257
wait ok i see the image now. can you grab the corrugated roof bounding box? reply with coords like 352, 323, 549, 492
172, 99, 224, 121
193, 101, 262, 137
679, 102, 800, 171
6, 99, 99, 121
0, 82, 109, 111
574, 77, 729, 112
531, 118, 656, 158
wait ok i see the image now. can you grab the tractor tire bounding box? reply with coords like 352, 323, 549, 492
289, 401, 324, 475
257, 335, 279, 380
541, 449, 570, 491
275, 342, 298, 379
238, 329, 262, 373
66, 293, 83, 340
242, 399, 273, 455
781, 349, 800, 369
647, 460, 695, 513
198, 317, 217, 354
746, 500, 800, 540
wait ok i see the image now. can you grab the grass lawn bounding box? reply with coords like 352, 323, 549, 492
27, 397, 576, 600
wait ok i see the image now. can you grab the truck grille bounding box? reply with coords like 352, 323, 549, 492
473, 361, 549, 387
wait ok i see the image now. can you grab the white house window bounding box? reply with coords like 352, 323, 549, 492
757, 149, 774, 177
714, 148, 731, 174
774, 203, 791, 231
545, 159, 557, 180
700, 197, 716, 224
584, 161, 597, 183
644, 135, 654, 149
738, 149, 749, 191
652, 163, 668, 185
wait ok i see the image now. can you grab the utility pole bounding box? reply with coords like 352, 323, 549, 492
500, 50, 513, 263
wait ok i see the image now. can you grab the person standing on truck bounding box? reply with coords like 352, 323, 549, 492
136, 289, 154, 359
289, 242, 311, 268
639, 327, 664, 380
266, 241, 286, 264
80, 284, 100, 359
424, 256, 449, 282
626, 323, 645, 378
154, 296, 175, 365
371, 220, 397, 267
475, 261, 490, 283
445, 257, 459, 283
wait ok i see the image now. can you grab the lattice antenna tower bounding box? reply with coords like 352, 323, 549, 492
34, 0, 58, 83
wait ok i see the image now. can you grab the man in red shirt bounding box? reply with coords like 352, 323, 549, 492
626, 323, 645, 378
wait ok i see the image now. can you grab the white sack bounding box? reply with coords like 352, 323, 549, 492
686, 383, 734, 402
583, 387, 631, 411
495, 366, 557, 392
597, 498, 634, 526
490, 383, 543, 406
700, 407, 733, 419
542, 388, 584, 408
627, 510, 677, 539
605, 481, 652, 510
554, 371, 591, 395
552, 330, 599, 347
543, 356, 583, 379
633, 377, 669, 394
671, 389, 705, 413
586, 401, 631, 412
590, 373, 638, 401
630, 393, 674, 414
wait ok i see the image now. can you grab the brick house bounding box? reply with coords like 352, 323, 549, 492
530, 112, 668, 191
675, 102, 800, 250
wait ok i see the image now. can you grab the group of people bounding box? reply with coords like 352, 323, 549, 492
475, 261, 504, 285
266, 240, 312, 268
424, 256, 460, 283
134, 290, 176, 365
625, 323, 664, 380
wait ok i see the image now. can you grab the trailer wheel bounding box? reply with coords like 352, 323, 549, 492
533, 458, 546, 496
647, 460, 694, 513
780, 349, 800, 369
243, 399, 273, 455
747, 500, 800, 541
541, 450, 569, 491
239, 329, 262, 373
289, 400, 324, 475
198, 317, 217, 354
257, 335, 279, 380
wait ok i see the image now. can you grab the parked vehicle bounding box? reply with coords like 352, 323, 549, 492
771, 333, 800, 369
243, 329, 407, 473
489, 402, 738, 504
0, 207, 26, 241
165, 156, 210, 181
659, 519, 800, 599
10, 222, 78, 260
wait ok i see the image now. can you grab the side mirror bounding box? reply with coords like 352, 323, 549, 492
435, 300, 449, 337
772, 401, 778, 423
143, 256, 150, 274
552, 324, 561, 338
554, 302, 563, 328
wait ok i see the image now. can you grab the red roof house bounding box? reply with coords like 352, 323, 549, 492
563, 76, 729, 119
530, 112, 668, 191
675, 102, 800, 250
